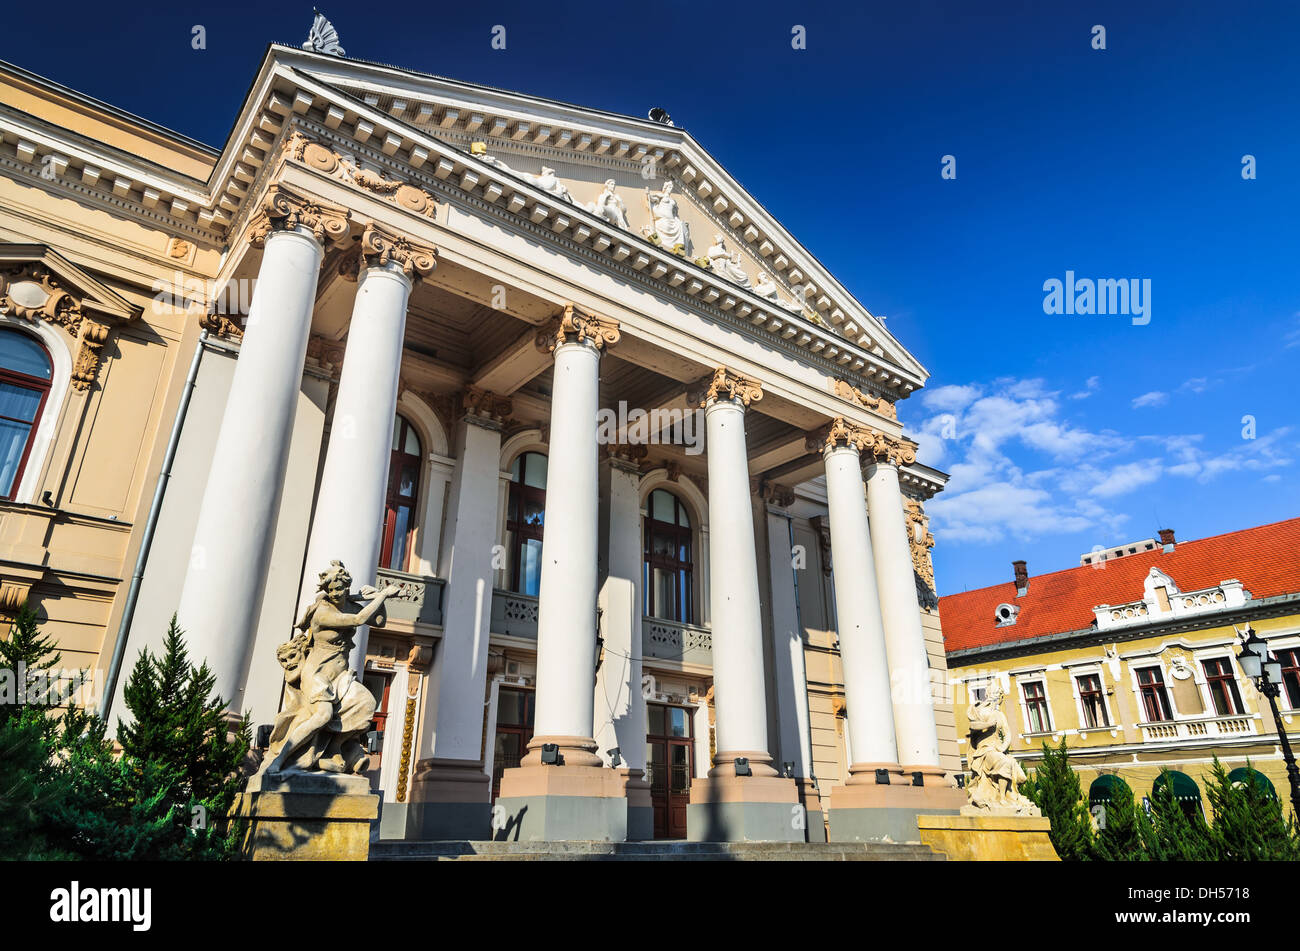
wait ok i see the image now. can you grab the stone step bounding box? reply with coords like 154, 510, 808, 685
370, 840, 943, 861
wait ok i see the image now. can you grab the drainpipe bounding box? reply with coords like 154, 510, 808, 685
99, 329, 209, 719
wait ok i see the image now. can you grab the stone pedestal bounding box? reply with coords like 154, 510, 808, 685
405, 758, 492, 840
624, 768, 654, 842
828, 765, 965, 844
916, 813, 1059, 861
795, 778, 828, 842
494, 760, 629, 842
233, 772, 379, 861
687, 758, 802, 842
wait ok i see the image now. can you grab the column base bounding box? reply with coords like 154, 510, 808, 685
494, 764, 629, 842
795, 777, 827, 842
232, 771, 378, 861
827, 762, 965, 844
686, 773, 802, 842
404, 758, 492, 840
623, 768, 654, 842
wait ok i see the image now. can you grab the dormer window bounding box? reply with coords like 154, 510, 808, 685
994, 603, 1020, 627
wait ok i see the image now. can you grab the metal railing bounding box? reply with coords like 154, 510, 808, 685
374, 567, 445, 627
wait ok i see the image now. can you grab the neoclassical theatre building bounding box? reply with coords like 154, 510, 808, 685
0, 40, 964, 842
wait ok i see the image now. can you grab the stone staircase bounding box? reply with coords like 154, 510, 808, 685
370, 840, 944, 861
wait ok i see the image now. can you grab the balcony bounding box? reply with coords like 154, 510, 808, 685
374, 567, 444, 627
491, 589, 539, 639
643, 616, 712, 666
1138, 713, 1256, 743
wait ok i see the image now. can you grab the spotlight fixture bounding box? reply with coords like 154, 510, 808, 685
255, 724, 273, 749
607, 747, 622, 767
783, 761, 795, 778
540, 743, 560, 765
366, 730, 384, 754
955, 774, 966, 789
875, 768, 891, 785
734, 757, 752, 777
911, 771, 924, 787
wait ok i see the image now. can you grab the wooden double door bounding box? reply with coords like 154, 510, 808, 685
645, 704, 694, 840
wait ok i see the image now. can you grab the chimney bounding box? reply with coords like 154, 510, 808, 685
1158, 528, 1176, 553
1012, 560, 1029, 597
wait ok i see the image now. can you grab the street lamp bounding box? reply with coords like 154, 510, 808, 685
1236, 625, 1300, 819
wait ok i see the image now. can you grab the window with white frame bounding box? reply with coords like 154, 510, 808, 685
1022, 679, 1052, 733
1200, 655, 1244, 716
1075, 672, 1110, 729
1135, 665, 1173, 722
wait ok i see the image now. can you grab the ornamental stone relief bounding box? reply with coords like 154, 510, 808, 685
359, 223, 437, 280
833, 378, 897, 421
284, 131, 440, 218
804, 416, 916, 466
245, 182, 351, 250
904, 497, 937, 596
691, 366, 763, 408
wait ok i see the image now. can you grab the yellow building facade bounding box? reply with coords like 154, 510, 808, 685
941, 521, 1300, 818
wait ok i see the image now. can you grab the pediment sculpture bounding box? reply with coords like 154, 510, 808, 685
753, 271, 805, 313
706, 234, 752, 288
587, 179, 630, 229
643, 182, 691, 255
258, 561, 399, 778
964, 684, 1041, 816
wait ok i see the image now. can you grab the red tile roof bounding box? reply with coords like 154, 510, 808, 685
939, 518, 1300, 653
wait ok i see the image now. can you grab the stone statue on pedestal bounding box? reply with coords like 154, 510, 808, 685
644, 182, 691, 255
258, 561, 399, 779
964, 684, 1041, 816
588, 179, 630, 229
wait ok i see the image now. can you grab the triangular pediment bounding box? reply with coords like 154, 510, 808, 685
0, 244, 139, 327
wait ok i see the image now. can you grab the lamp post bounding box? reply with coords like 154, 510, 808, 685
1236, 625, 1300, 819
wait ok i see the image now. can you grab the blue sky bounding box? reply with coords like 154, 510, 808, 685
3, 1, 1296, 594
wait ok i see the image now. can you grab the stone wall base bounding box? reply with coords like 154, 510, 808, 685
827, 779, 965, 843
686, 774, 802, 841
916, 814, 1059, 861
405, 759, 492, 840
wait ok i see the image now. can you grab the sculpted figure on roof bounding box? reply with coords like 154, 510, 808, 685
753, 271, 804, 313
587, 179, 630, 229
644, 181, 691, 255
706, 234, 752, 288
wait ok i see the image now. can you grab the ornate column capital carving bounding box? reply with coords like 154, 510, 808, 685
904, 497, 937, 600
806, 416, 917, 466
199, 312, 244, 339
245, 183, 351, 250
833, 379, 897, 421
0, 263, 83, 332
756, 479, 796, 507
433, 386, 514, 432
360, 223, 437, 281
691, 366, 763, 408
534, 303, 620, 354
601, 442, 648, 471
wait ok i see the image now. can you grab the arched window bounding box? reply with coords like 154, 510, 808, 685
506, 451, 547, 595
380, 415, 422, 571
0, 330, 53, 501
643, 488, 693, 623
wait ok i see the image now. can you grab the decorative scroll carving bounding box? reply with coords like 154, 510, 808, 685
808, 515, 833, 575
833, 379, 897, 421
199, 312, 244, 339
905, 497, 937, 605
602, 442, 648, 468
694, 366, 763, 408
71, 320, 111, 391
0, 264, 84, 334
394, 644, 432, 803
757, 479, 795, 507
245, 183, 350, 250
284, 132, 439, 218
360, 224, 437, 280
534, 303, 621, 353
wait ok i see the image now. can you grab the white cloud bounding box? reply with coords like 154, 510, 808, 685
921, 383, 982, 413
1132, 391, 1168, 409
1285, 314, 1300, 349
1069, 375, 1101, 400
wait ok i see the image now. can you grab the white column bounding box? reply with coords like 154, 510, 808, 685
419, 413, 505, 763
765, 504, 814, 778
176, 189, 346, 706
531, 337, 605, 763
702, 371, 776, 775
594, 455, 647, 771
298, 228, 432, 670
866, 458, 943, 770
821, 438, 900, 769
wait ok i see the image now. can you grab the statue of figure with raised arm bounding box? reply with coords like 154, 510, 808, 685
706, 234, 752, 287
259, 561, 399, 779
644, 181, 690, 254
588, 179, 630, 229
964, 684, 1040, 815
753, 271, 804, 312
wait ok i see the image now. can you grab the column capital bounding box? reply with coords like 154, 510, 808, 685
601, 442, 648, 472
534, 303, 620, 354
692, 366, 763, 409
805, 416, 917, 466
245, 182, 350, 250
453, 386, 514, 430
754, 478, 796, 508
360, 223, 437, 281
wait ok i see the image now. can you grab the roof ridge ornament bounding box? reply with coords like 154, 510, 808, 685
303, 9, 346, 57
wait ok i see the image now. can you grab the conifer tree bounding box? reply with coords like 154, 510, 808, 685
0, 603, 62, 722
1137, 768, 1215, 860
1024, 739, 1096, 861
1092, 775, 1145, 861
1203, 758, 1299, 860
